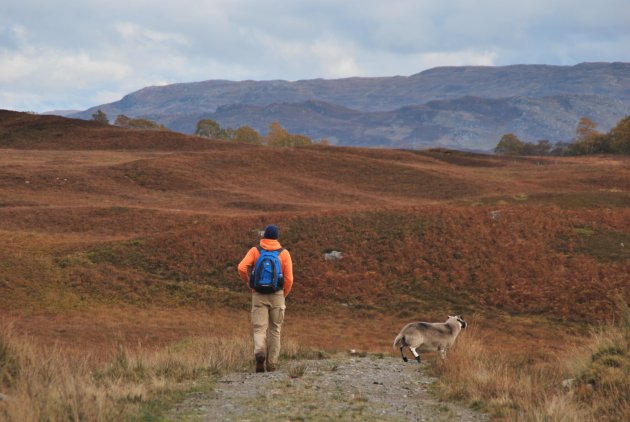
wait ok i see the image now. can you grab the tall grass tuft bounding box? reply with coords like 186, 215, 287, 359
0, 324, 252, 421
567, 298, 630, 420
0, 325, 20, 389
288, 362, 308, 378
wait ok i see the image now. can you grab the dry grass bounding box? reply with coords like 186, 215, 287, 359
288, 362, 309, 378
0, 316, 335, 421
566, 300, 630, 420
0, 323, 252, 421
431, 330, 586, 420
430, 302, 630, 421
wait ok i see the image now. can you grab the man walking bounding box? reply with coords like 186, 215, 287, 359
238, 224, 293, 372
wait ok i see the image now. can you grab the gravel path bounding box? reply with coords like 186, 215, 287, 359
168, 354, 488, 421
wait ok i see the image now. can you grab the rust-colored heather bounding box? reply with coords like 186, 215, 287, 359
25, 205, 624, 321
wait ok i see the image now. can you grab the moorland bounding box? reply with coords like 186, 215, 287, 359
0, 110, 628, 420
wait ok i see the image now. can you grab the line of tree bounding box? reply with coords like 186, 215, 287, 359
195, 119, 329, 147
91, 110, 167, 131
91, 111, 328, 146
495, 115, 630, 156
114, 114, 167, 130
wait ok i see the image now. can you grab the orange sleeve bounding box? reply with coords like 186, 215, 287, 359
280, 249, 294, 297
237, 247, 258, 286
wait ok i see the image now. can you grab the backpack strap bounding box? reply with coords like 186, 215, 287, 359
256, 246, 284, 254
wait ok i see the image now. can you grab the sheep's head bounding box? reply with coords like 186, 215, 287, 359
448, 315, 467, 329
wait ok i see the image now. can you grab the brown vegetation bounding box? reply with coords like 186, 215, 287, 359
0, 111, 629, 420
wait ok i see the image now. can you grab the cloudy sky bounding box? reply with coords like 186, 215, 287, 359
2, 0, 629, 113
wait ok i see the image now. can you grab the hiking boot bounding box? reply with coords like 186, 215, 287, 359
266, 363, 276, 372
255, 353, 266, 373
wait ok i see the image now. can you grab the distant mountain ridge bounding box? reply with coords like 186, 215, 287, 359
168, 94, 624, 150
71, 62, 630, 150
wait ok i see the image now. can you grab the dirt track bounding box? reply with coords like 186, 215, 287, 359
168, 354, 488, 421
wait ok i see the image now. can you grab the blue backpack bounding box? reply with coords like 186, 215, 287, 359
250, 246, 284, 293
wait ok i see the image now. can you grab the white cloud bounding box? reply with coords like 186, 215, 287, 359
9, 24, 28, 43
0, 50, 31, 83
310, 41, 360, 78
0, 46, 130, 90
247, 32, 361, 79
417, 50, 498, 69
113, 22, 189, 48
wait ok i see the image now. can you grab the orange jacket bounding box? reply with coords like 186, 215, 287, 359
238, 239, 294, 297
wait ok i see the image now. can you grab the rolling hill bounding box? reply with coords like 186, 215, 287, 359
1, 110, 628, 322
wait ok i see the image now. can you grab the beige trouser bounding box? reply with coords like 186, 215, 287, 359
251, 290, 286, 365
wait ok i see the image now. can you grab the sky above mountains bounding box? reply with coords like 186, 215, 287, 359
1, 0, 629, 113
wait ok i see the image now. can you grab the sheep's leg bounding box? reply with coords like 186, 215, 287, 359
399, 347, 408, 362
439, 347, 447, 360
410, 347, 421, 363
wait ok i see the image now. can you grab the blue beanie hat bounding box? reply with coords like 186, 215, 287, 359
263, 224, 279, 239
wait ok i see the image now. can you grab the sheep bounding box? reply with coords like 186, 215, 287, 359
393, 315, 467, 363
